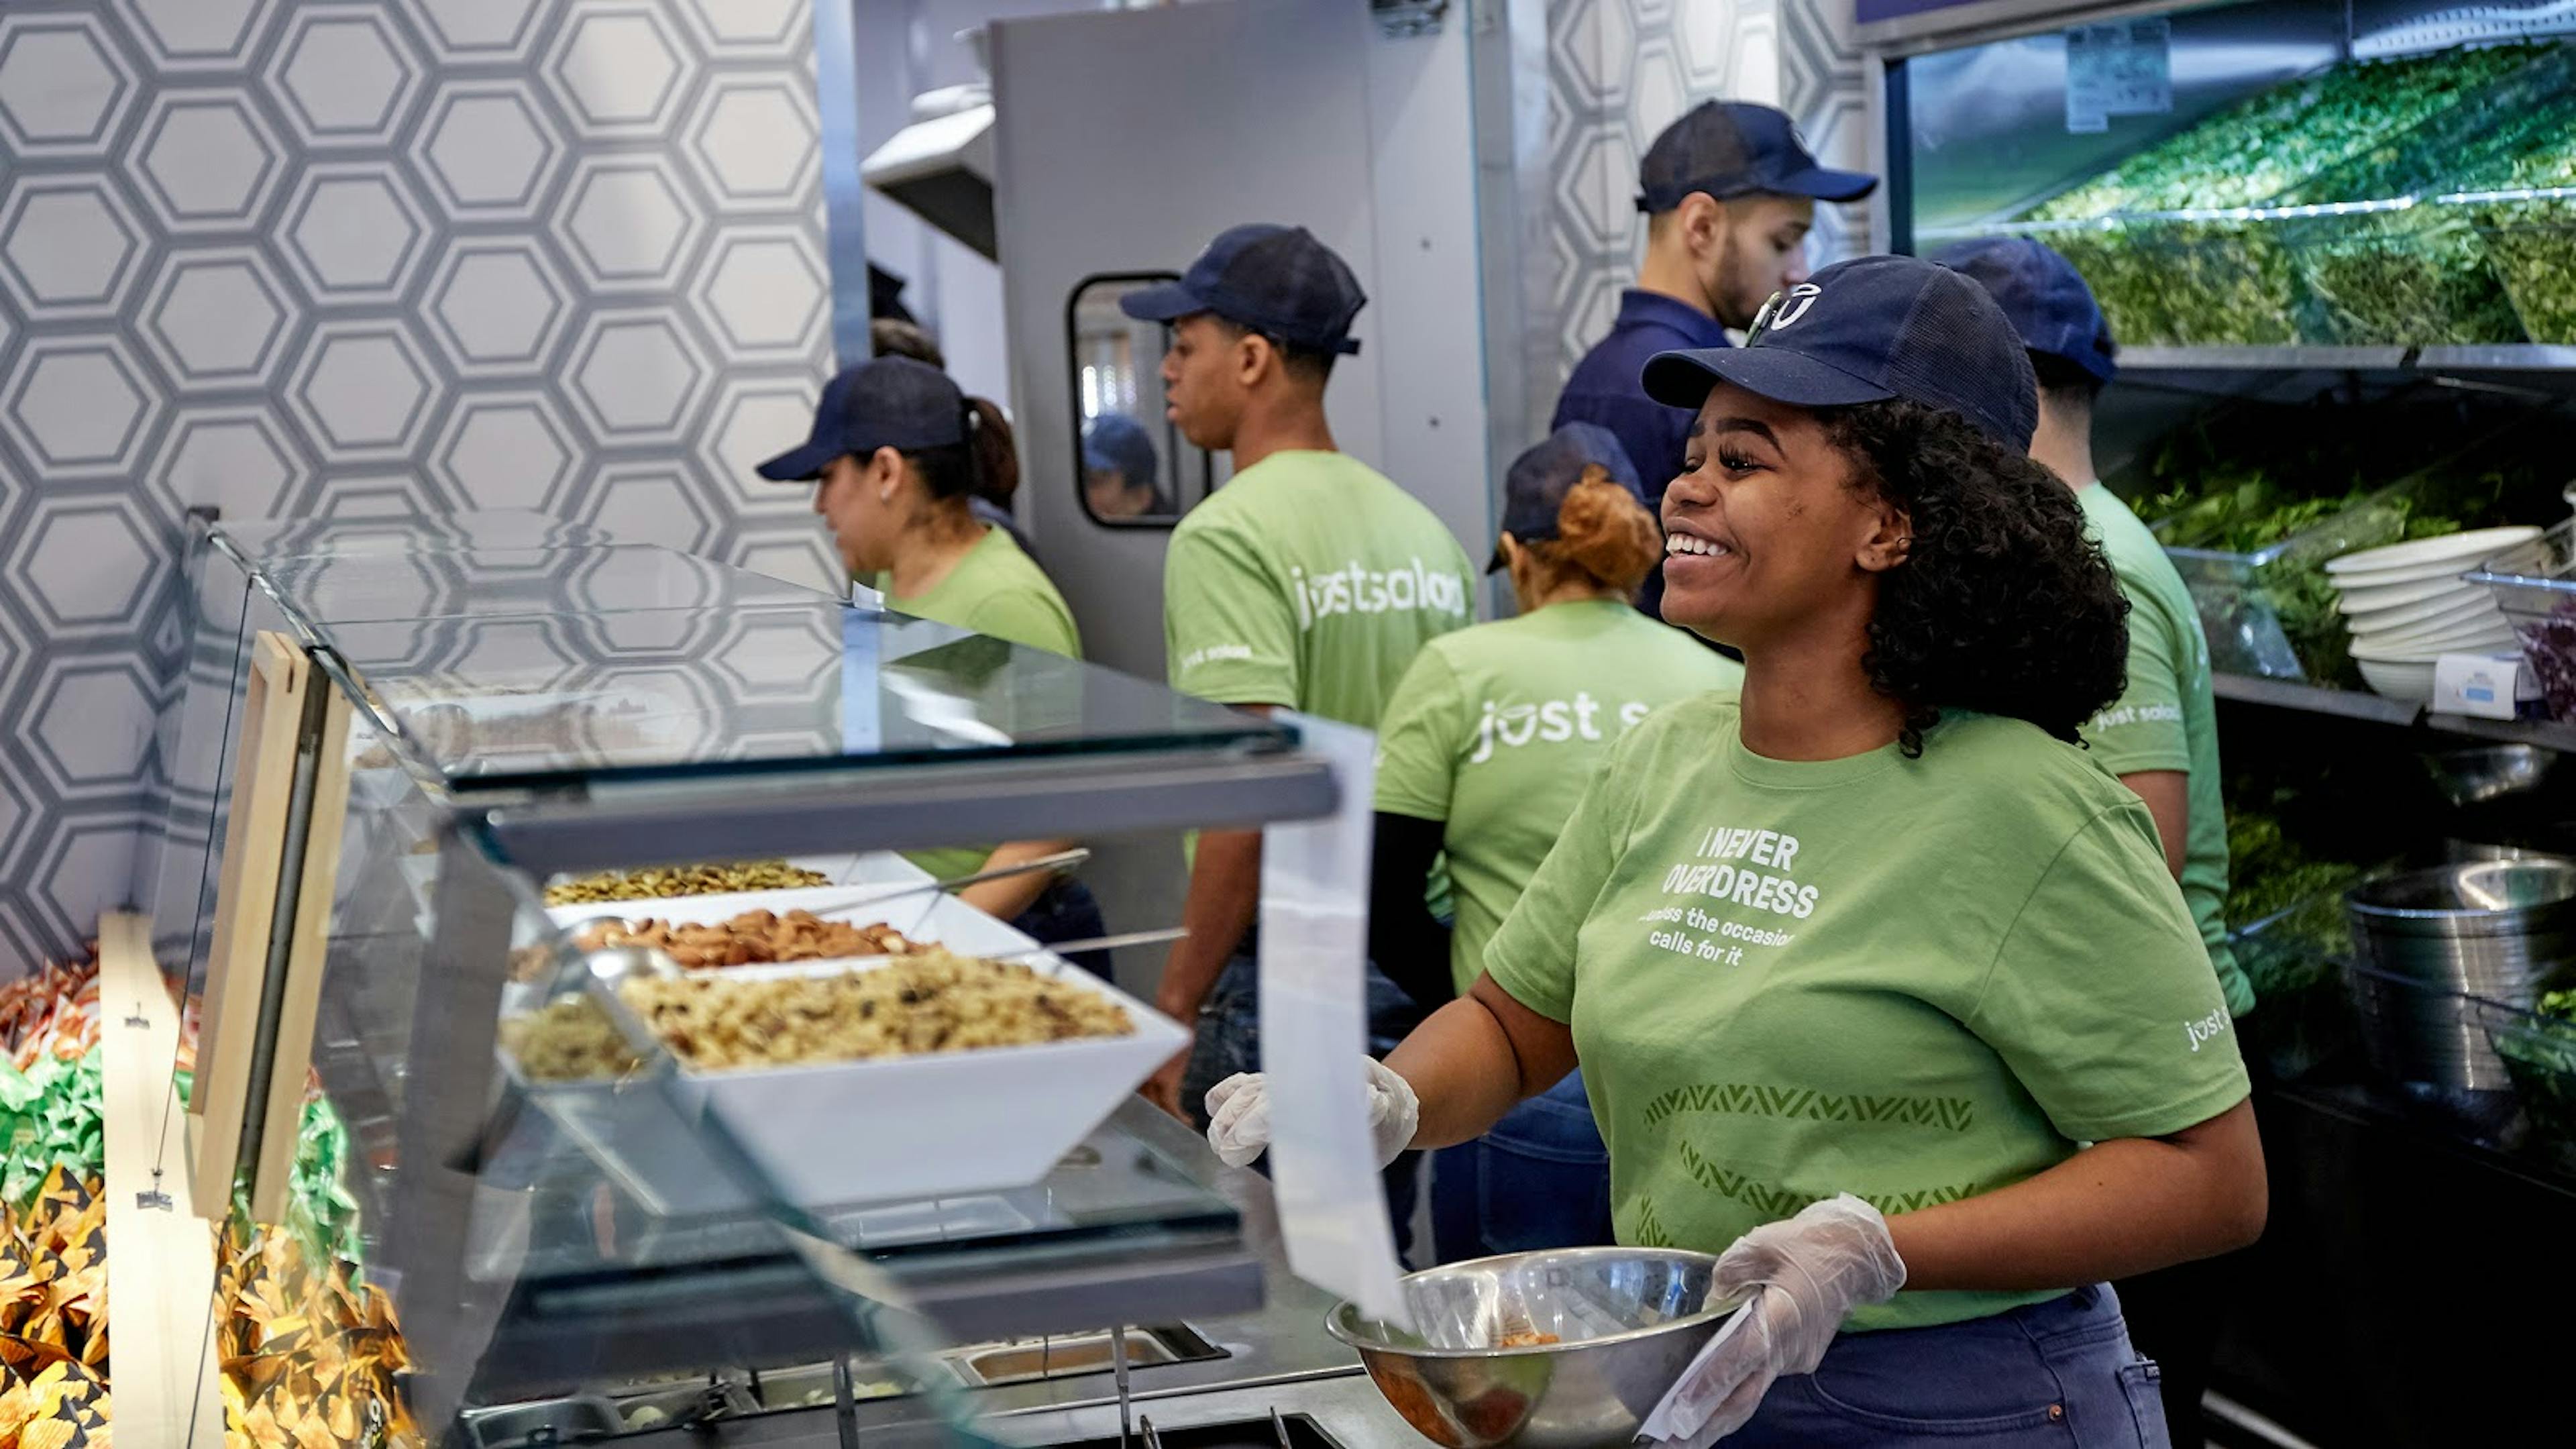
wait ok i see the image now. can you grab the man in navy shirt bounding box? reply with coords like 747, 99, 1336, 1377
1552, 101, 1876, 621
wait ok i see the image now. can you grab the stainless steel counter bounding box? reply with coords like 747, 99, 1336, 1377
582, 1116, 1415, 1449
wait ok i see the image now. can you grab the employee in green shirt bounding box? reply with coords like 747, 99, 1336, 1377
1209, 258, 2265, 1444
1369, 423, 1741, 1263
1114, 223, 1478, 1127
758, 356, 1104, 973
1942, 235, 2247, 1449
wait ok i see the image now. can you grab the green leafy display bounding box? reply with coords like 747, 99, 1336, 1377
0, 1053, 364, 1265
2014, 42, 2563, 346
0, 1051, 105, 1211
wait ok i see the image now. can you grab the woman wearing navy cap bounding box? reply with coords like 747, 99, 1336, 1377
1352, 423, 1741, 1263
1208, 257, 2264, 1445
758, 356, 1108, 975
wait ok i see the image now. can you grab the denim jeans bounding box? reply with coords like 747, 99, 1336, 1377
1730, 1285, 2170, 1448
1179, 953, 1426, 1258
1430, 1069, 1613, 1263
1008, 877, 1110, 981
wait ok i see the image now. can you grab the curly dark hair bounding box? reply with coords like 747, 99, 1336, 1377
1814, 397, 2129, 757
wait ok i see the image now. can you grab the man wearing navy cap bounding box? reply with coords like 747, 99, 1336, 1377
1554, 101, 1876, 624
1941, 235, 2242, 1449
1118, 224, 1477, 1146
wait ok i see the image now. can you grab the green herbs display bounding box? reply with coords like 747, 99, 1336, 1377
2471, 123, 2576, 343
0, 1052, 103, 1212
2225, 809, 2368, 1004
2010, 42, 2566, 346
0, 1049, 363, 1266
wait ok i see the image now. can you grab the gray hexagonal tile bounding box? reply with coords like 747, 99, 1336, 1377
37, 818, 151, 943
715, 608, 840, 698
1676, 0, 1741, 90
1725, 12, 1781, 105
288, 321, 437, 461
1564, 0, 1633, 103
734, 529, 839, 594
280, 163, 431, 303
423, 237, 570, 376
115, 0, 278, 72
0, 14, 138, 158
30, 661, 158, 792
150, 405, 308, 521
134, 89, 286, 233
1, 337, 160, 478
685, 77, 818, 213
0, 775, 28, 890
557, 154, 703, 291
1629, 41, 1687, 152
433, 390, 575, 511
678, 0, 803, 57
696, 227, 827, 358
402, 0, 545, 62
700, 375, 820, 507
1561, 121, 1637, 252
140, 247, 294, 390
413, 79, 567, 221
267, 4, 424, 149
576, 460, 715, 552
547, 1, 690, 140
565, 308, 709, 445
13, 496, 159, 632
0, 176, 146, 320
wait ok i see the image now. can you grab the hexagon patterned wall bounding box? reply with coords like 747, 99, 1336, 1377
1542, 0, 1874, 388
0, 0, 839, 966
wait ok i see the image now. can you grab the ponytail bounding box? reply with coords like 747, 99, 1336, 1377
900, 396, 1014, 508
1527, 466, 1660, 596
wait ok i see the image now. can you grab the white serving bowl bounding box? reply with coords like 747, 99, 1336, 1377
2353, 655, 2440, 702
2344, 589, 2502, 637
2327, 527, 2543, 578
2334, 576, 2480, 616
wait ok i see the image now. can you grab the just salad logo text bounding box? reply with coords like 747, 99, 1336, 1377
1288, 558, 1468, 629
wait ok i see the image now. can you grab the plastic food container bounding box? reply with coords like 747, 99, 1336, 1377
2465, 520, 2576, 719
2485, 1006, 2576, 1144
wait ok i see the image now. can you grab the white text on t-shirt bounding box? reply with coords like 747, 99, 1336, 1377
1288, 557, 1469, 631
1466, 692, 1657, 764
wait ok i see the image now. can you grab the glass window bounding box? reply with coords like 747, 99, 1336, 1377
1067, 273, 1213, 527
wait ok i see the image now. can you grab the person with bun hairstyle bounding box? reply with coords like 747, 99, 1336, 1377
1368, 423, 1741, 1262
759, 356, 1106, 974
1205, 258, 2263, 1444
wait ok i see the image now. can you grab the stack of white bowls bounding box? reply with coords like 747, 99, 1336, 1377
2331, 526, 2541, 701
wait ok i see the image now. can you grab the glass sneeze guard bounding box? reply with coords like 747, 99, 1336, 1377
142, 515, 1345, 1445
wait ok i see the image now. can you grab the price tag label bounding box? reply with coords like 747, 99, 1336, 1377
2066, 18, 2171, 133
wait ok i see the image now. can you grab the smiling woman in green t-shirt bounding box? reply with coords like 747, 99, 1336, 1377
757, 356, 1096, 969
1206, 258, 2264, 1446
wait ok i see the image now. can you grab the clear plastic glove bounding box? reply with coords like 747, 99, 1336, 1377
1638, 1194, 1907, 1447
1202, 1059, 1420, 1169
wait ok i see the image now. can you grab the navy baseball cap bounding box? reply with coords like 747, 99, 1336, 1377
1933, 236, 2118, 386
756, 356, 966, 482
1082, 411, 1159, 483
1638, 102, 1878, 212
1640, 254, 2040, 450
1489, 423, 1646, 573
1118, 224, 1366, 355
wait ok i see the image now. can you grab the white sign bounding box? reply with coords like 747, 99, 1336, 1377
2066, 19, 2172, 134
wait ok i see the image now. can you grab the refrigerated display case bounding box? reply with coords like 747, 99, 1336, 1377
119, 511, 1404, 1447
1874, 0, 2576, 357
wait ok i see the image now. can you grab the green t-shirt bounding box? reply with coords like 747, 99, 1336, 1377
881, 527, 1082, 883
1163, 451, 1477, 726
2077, 484, 2248, 1017
1374, 600, 1743, 995
881, 527, 1082, 660
1485, 702, 2251, 1334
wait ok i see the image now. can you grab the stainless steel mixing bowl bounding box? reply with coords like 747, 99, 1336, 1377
1326, 1248, 1745, 1449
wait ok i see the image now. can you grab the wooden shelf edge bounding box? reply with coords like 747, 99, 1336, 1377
99, 910, 227, 1449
